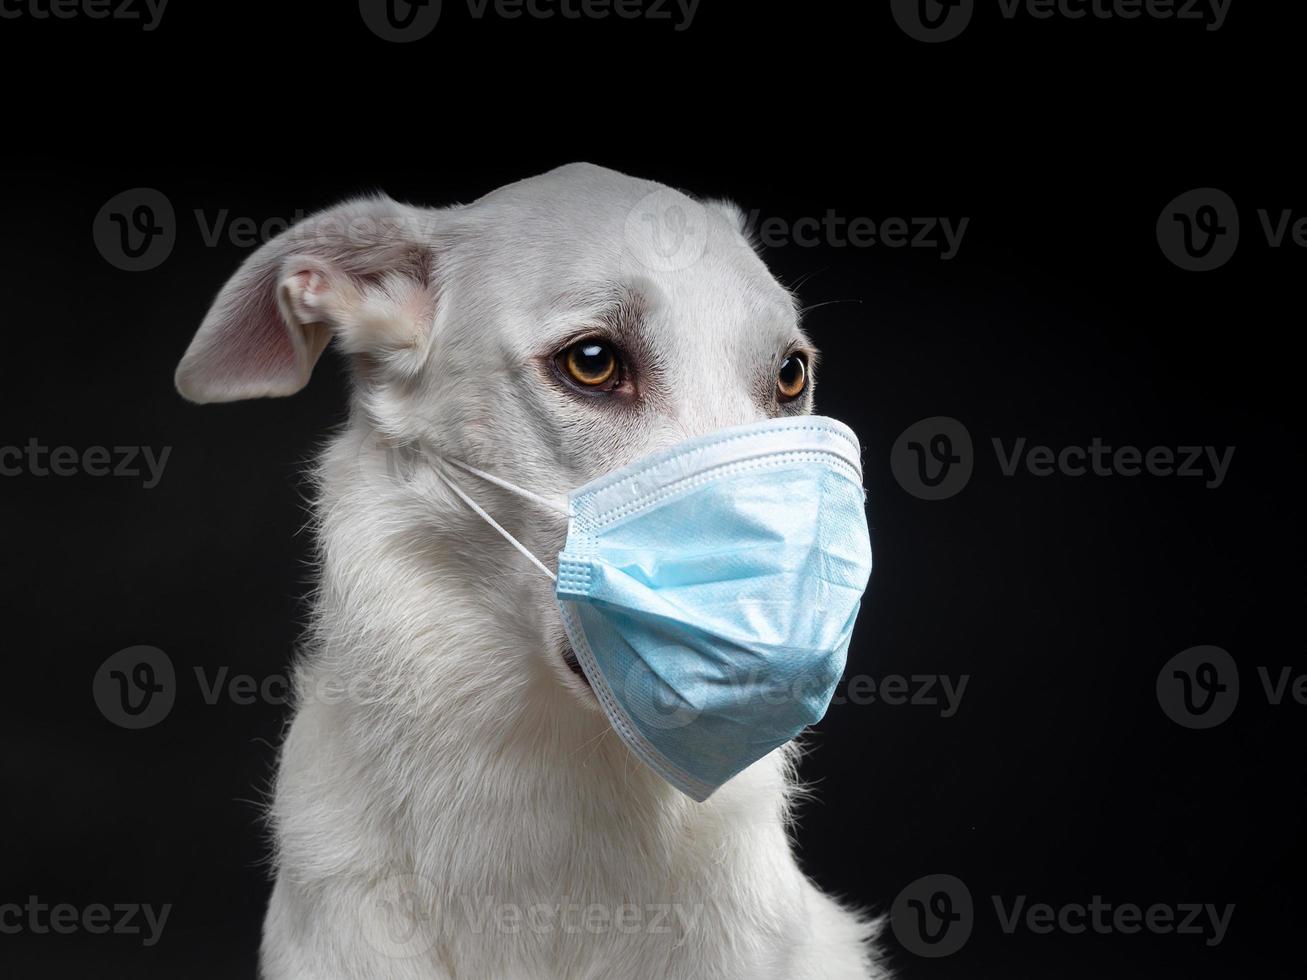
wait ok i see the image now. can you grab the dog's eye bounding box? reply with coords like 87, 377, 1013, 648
777, 353, 808, 401
558, 339, 620, 390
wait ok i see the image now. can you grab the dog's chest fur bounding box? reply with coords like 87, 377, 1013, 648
256, 435, 878, 979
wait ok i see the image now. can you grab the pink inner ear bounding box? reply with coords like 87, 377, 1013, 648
297, 269, 328, 296
237, 288, 296, 372
176, 194, 429, 404
176, 263, 309, 403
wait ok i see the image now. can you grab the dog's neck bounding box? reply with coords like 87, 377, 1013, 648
283, 430, 794, 892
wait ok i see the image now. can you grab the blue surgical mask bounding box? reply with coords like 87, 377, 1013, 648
434, 416, 873, 801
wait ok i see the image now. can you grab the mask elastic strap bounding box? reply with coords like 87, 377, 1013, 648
440, 456, 571, 517
431, 458, 566, 583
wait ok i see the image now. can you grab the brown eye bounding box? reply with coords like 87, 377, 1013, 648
777, 353, 807, 401
560, 339, 619, 389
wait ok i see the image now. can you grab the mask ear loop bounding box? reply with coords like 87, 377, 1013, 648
440, 457, 570, 518
430, 458, 566, 583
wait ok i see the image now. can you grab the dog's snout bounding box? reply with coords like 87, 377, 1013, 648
660, 404, 773, 451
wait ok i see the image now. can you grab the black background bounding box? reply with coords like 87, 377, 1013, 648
1, 1, 1303, 976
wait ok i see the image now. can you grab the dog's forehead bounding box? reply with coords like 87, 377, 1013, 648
457, 164, 796, 341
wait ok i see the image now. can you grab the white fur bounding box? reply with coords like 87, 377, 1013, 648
178, 163, 886, 979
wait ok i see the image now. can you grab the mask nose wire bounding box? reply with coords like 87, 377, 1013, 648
430, 456, 566, 583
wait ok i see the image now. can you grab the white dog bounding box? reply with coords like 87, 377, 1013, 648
176, 163, 885, 980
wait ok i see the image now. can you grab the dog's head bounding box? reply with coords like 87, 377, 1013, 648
178, 163, 817, 707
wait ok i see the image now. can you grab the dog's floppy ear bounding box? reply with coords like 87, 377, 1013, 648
175, 195, 439, 404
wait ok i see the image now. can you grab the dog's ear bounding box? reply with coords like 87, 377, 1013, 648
175, 195, 440, 404
702, 197, 758, 252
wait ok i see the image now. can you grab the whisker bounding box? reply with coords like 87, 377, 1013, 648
569, 725, 610, 762
798, 298, 863, 316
